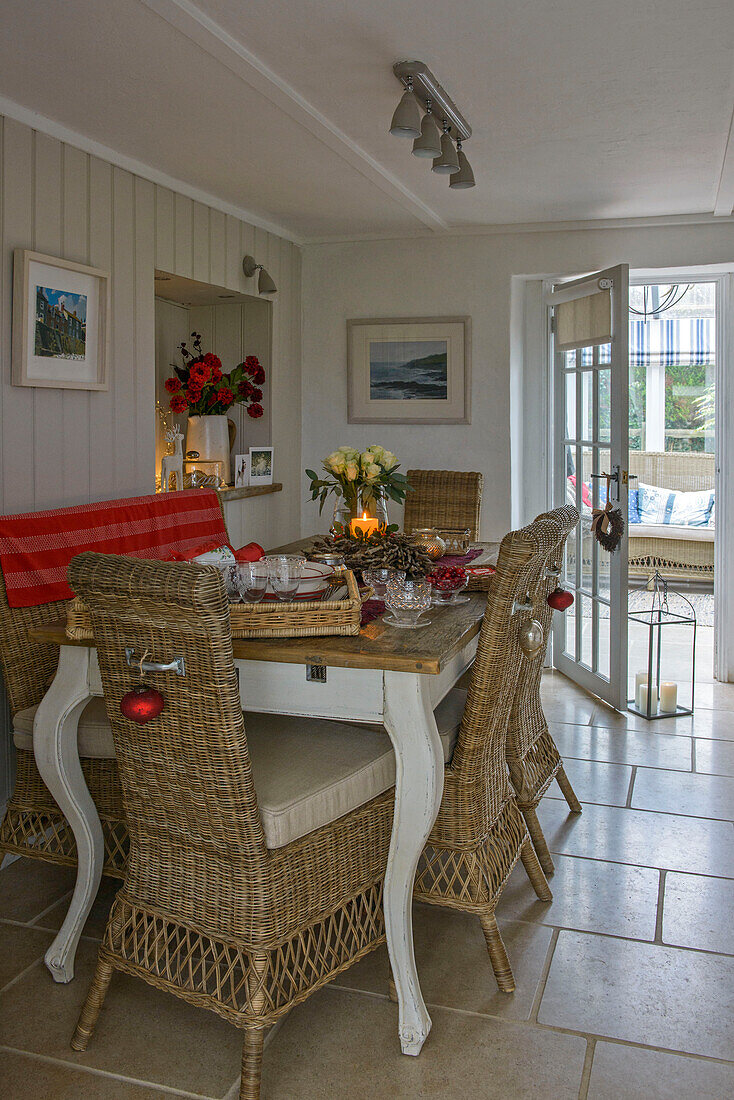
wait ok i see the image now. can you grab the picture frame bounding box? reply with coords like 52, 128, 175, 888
347, 315, 471, 424
12, 249, 110, 390
234, 453, 250, 488
248, 446, 274, 486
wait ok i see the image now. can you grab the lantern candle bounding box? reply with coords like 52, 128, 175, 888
659, 681, 678, 713
634, 671, 648, 709
639, 684, 658, 715
350, 512, 379, 538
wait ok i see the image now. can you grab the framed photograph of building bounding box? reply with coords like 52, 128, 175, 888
12, 249, 110, 390
347, 316, 471, 424
249, 446, 274, 486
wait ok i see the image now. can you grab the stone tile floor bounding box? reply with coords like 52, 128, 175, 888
0, 670, 732, 1098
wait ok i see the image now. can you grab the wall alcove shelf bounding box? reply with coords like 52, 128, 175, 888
217, 483, 282, 503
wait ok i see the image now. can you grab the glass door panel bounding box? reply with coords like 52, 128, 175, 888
549, 265, 629, 708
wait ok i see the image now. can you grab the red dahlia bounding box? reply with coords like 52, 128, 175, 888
204, 352, 222, 372
169, 394, 188, 413
189, 361, 211, 385
164, 377, 182, 394
218, 387, 235, 407
247, 402, 264, 419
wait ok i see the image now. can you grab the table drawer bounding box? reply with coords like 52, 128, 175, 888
236, 660, 385, 722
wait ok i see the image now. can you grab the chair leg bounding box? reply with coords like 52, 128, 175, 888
522, 806, 555, 876
520, 838, 553, 902
71, 954, 114, 1051
556, 766, 583, 813
479, 913, 515, 993
239, 1027, 265, 1100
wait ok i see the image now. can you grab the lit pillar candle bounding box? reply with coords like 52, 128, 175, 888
350, 513, 379, 538
639, 684, 658, 715
659, 681, 678, 713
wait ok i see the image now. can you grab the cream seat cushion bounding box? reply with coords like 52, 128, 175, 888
13, 698, 116, 758
14, 687, 467, 850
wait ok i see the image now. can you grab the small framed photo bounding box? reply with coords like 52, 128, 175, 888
12, 249, 110, 390
347, 315, 471, 424
249, 447, 274, 486
234, 453, 250, 488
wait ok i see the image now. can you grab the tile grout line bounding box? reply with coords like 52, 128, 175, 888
0, 1045, 214, 1099
654, 869, 667, 944
577, 1037, 596, 1100
625, 765, 637, 808
0, 954, 46, 996
27, 889, 74, 927
528, 925, 560, 1023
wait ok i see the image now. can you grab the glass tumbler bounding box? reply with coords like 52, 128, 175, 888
362, 568, 405, 600
265, 554, 305, 602
234, 561, 269, 604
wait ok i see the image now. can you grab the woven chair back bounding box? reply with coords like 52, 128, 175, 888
449, 515, 561, 823
0, 570, 67, 716
403, 470, 483, 540
68, 552, 267, 929
506, 507, 580, 765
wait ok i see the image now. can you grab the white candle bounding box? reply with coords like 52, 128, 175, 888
635, 671, 649, 709
660, 681, 678, 713
639, 684, 658, 715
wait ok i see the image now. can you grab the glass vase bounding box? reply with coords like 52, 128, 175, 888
359, 488, 389, 528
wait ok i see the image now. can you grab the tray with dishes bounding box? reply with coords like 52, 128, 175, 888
227, 567, 362, 638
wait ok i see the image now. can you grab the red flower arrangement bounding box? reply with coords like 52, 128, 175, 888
165, 332, 266, 418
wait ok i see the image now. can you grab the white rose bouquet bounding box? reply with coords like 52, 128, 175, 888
306, 445, 410, 518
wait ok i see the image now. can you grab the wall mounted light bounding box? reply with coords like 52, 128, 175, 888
242, 255, 277, 295
449, 137, 475, 189
389, 75, 422, 137
389, 60, 475, 189
412, 99, 442, 158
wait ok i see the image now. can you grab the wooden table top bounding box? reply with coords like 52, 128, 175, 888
29, 539, 499, 676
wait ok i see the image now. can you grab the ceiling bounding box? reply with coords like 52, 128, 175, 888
1, 0, 733, 242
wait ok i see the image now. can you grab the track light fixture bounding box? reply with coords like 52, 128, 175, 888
242, 255, 277, 295
389, 60, 475, 189
389, 75, 422, 137
449, 137, 475, 189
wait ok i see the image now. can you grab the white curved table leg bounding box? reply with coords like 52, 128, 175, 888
33, 645, 101, 983
382, 671, 444, 1056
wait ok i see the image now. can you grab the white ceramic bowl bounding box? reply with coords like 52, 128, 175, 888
297, 561, 334, 596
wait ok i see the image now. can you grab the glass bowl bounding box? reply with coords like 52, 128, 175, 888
384, 576, 432, 629
362, 567, 406, 600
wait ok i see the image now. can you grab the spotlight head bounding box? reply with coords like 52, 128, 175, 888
432, 129, 459, 174
389, 77, 422, 137
449, 148, 475, 189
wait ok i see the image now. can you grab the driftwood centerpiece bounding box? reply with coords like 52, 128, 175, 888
310, 527, 433, 579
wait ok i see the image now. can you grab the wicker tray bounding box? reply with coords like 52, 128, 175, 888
465, 566, 496, 592
66, 570, 364, 641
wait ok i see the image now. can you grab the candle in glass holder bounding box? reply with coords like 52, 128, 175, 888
659, 681, 678, 713
634, 670, 648, 709
350, 512, 379, 538
639, 684, 658, 715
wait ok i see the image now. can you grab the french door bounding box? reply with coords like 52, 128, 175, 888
547, 265, 630, 709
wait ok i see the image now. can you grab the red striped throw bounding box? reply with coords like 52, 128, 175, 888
0, 489, 228, 607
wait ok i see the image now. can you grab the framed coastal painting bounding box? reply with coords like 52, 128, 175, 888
12, 249, 110, 390
347, 316, 471, 424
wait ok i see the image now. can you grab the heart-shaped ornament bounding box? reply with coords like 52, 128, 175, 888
547, 587, 574, 611
120, 685, 165, 725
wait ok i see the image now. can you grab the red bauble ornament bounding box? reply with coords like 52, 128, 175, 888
547, 587, 574, 611
120, 685, 165, 724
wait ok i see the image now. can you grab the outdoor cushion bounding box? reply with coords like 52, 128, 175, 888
630, 523, 715, 543
637, 483, 714, 527
13, 697, 115, 758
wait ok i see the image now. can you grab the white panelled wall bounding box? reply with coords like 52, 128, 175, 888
0, 113, 301, 550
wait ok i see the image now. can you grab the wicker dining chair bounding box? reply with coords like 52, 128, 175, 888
68, 553, 395, 1100
0, 571, 128, 877
403, 469, 483, 540
412, 515, 558, 993
505, 506, 582, 875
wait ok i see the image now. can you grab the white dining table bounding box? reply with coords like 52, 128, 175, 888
28, 541, 497, 1057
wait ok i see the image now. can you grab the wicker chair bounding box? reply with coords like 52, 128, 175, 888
412, 516, 558, 993
505, 506, 582, 876
403, 469, 483, 540
0, 571, 127, 876
68, 553, 395, 1100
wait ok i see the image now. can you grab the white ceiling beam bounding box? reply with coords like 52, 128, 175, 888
714, 101, 734, 216
139, 0, 448, 232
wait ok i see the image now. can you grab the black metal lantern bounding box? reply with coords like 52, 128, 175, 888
628, 572, 696, 720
